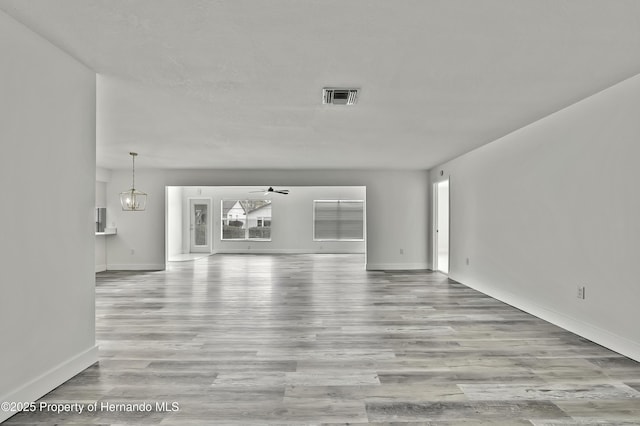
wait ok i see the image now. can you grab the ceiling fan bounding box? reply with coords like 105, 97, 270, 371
249, 186, 290, 195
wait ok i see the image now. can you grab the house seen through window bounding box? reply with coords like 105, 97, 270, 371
222, 200, 272, 240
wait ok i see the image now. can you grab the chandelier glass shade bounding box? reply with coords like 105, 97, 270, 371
120, 152, 147, 211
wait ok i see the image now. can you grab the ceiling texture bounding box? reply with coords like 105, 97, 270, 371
2, 0, 640, 170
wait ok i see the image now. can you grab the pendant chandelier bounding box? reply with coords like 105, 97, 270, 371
120, 152, 147, 211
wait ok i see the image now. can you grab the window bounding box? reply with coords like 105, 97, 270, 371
313, 200, 364, 241
221, 200, 272, 240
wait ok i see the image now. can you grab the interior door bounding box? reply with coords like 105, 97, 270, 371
434, 180, 449, 274
190, 199, 211, 253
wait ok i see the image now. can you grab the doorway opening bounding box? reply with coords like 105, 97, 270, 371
434, 179, 449, 274
165, 186, 367, 266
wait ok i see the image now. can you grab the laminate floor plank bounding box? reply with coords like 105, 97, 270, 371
4, 254, 640, 425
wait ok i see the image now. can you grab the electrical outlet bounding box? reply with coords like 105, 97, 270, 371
130, 248, 135, 255
466, 257, 470, 266
248, 245, 251, 250
399, 248, 404, 255
577, 285, 586, 299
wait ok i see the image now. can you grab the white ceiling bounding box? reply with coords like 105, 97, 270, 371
2, 0, 640, 170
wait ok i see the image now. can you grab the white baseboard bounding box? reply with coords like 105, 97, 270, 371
0, 345, 98, 423
106, 263, 165, 271
457, 277, 640, 363
366, 262, 430, 270
95, 264, 106, 273
217, 249, 366, 255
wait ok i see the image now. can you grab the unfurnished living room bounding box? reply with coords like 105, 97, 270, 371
2, 1, 640, 424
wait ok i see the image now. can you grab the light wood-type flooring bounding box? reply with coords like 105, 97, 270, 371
5, 254, 640, 425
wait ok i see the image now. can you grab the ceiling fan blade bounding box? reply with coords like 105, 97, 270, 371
249, 187, 288, 195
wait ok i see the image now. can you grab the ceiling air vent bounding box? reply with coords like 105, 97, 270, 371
322, 88, 359, 105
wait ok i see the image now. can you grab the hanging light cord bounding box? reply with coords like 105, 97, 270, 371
130, 152, 137, 190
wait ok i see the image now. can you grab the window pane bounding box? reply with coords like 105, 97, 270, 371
249, 225, 270, 239
194, 204, 208, 245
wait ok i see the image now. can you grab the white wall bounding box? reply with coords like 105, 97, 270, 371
96, 167, 112, 183
166, 186, 184, 258
0, 10, 97, 423
174, 186, 366, 254
95, 181, 107, 207
430, 73, 640, 362
106, 170, 429, 270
